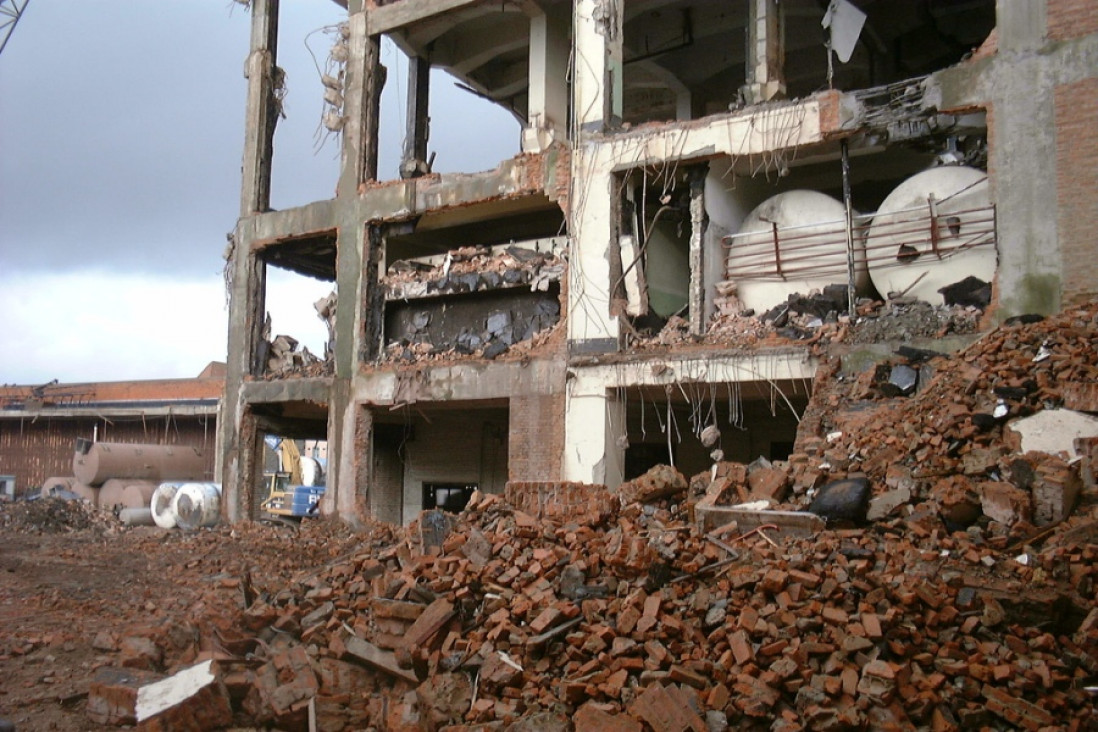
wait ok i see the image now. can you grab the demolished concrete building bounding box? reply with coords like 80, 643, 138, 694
220, 0, 1098, 524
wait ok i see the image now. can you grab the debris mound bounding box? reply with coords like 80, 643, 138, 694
0, 497, 107, 534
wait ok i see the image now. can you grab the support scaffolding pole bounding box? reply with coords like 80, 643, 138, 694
841, 139, 856, 315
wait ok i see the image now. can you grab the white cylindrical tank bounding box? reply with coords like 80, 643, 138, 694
300, 456, 325, 487
151, 482, 184, 529
724, 190, 868, 313
171, 483, 222, 530
119, 507, 156, 527
865, 166, 995, 304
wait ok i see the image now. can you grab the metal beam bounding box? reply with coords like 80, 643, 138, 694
0, 0, 30, 58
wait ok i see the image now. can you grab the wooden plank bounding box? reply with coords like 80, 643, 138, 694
341, 634, 419, 683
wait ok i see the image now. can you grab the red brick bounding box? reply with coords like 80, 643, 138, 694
575, 702, 643, 732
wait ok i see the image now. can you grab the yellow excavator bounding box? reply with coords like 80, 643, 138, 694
261, 439, 325, 519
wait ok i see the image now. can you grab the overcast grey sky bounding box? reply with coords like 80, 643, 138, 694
0, 1, 517, 385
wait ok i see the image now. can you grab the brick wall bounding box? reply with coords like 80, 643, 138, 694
504, 480, 617, 525
508, 392, 565, 482
1047, 0, 1098, 41
1055, 77, 1098, 305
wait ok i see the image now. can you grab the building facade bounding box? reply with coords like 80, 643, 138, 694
220, 0, 1098, 524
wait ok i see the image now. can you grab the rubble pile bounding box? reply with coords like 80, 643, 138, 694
635, 293, 983, 353
85, 467, 1097, 730
382, 245, 567, 364
0, 496, 115, 534
26, 302, 1096, 730
384, 245, 565, 299
794, 302, 1098, 516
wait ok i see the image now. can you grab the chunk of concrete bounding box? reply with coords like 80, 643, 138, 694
1008, 409, 1098, 457
134, 659, 233, 730
87, 666, 165, 726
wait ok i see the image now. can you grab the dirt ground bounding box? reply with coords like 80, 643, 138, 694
0, 501, 361, 731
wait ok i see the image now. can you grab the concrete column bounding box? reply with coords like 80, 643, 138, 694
400, 54, 431, 178
563, 378, 625, 487
742, 0, 785, 105
567, 167, 620, 351
240, 0, 279, 215
574, 0, 623, 132
688, 167, 706, 335
340, 9, 383, 191
523, 7, 570, 152
220, 225, 268, 522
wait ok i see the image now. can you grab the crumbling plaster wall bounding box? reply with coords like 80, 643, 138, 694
932, 0, 1098, 317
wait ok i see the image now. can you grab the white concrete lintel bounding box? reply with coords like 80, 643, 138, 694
568, 349, 818, 394
590, 98, 825, 173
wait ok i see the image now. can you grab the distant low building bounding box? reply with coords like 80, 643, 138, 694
0, 363, 224, 497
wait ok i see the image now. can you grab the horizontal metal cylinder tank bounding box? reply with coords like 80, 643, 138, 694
97, 479, 157, 511
72, 442, 206, 487
40, 476, 76, 498
172, 483, 222, 530
865, 165, 995, 304
723, 190, 869, 314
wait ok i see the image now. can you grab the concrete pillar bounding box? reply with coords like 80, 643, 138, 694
523, 7, 570, 152
567, 167, 620, 351
564, 378, 625, 487
742, 0, 785, 105
400, 54, 431, 178
340, 8, 383, 190
240, 0, 279, 215
688, 167, 706, 335
574, 0, 623, 132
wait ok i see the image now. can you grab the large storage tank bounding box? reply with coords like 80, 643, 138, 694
97, 479, 157, 511
723, 190, 869, 313
172, 483, 222, 530
72, 441, 206, 487
865, 166, 995, 304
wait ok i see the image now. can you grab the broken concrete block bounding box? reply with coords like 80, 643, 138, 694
1007, 409, 1098, 458
978, 481, 1032, 526
134, 659, 233, 731
87, 666, 165, 726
